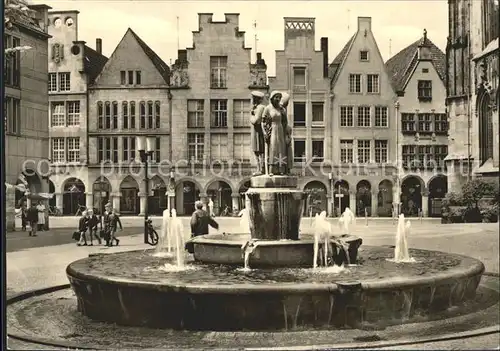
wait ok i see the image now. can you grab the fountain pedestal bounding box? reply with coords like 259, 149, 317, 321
246, 175, 305, 240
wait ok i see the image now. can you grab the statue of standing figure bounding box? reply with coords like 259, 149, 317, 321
280, 92, 293, 174
250, 91, 266, 175
262, 91, 288, 176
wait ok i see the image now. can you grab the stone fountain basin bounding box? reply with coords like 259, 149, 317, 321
188, 233, 362, 267
66, 246, 485, 331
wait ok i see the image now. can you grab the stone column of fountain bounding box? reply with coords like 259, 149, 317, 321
245, 175, 305, 241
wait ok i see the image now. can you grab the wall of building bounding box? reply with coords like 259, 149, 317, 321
5, 9, 50, 230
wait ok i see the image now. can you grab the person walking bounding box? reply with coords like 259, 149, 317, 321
190, 200, 219, 238
26, 203, 39, 237
106, 209, 122, 247
20, 201, 27, 231
77, 211, 90, 246
87, 209, 102, 245
36, 201, 46, 231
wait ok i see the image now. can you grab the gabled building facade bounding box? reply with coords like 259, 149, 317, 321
386, 30, 448, 218
169, 13, 268, 215
446, 0, 499, 192
268, 17, 332, 216
87, 28, 171, 216
5, 3, 51, 230
329, 17, 397, 217
47, 10, 107, 215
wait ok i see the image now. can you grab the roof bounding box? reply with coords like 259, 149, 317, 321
83, 45, 108, 85
328, 34, 356, 81
128, 28, 170, 84
385, 36, 446, 93
6, 0, 48, 36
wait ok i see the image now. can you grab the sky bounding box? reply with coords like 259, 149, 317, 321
33, 0, 449, 76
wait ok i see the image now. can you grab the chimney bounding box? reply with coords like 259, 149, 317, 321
320, 37, 328, 78
96, 38, 102, 54
357, 17, 372, 33
178, 49, 187, 62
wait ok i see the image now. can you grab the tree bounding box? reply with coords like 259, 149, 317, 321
461, 178, 496, 207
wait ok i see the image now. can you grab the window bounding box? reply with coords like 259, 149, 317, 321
374, 106, 388, 127
48, 73, 57, 92
417, 80, 432, 100
210, 134, 229, 161
120, 71, 126, 85
374, 140, 388, 163
234, 99, 250, 127
422, 68, 429, 73
418, 113, 432, 132
52, 138, 65, 163
401, 113, 415, 133
188, 133, 204, 162
340, 106, 354, 127
312, 102, 324, 125
155, 101, 160, 129
130, 102, 136, 128
147, 101, 154, 129
357, 106, 371, 127
293, 140, 306, 163
135, 71, 142, 85
340, 140, 353, 163
210, 56, 227, 88
67, 137, 80, 163
293, 102, 306, 127
98, 137, 118, 163
402, 145, 416, 168
293, 67, 306, 91
349, 74, 362, 93
128, 71, 134, 85
122, 102, 129, 129
211, 99, 228, 127
140, 101, 146, 129
122, 137, 136, 162
357, 140, 371, 163
435, 145, 448, 167
51, 102, 65, 127
359, 50, 369, 61
312, 140, 324, 162
367, 74, 379, 93
434, 114, 448, 134
5, 97, 21, 134
5, 35, 21, 87
112, 101, 118, 129
58, 73, 71, 91
187, 100, 204, 128
97, 102, 103, 129
104, 102, 111, 129
67, 101, 80, 126
233, 133, 251, 162
417, 145, 432, 168
153, 137, 161, 163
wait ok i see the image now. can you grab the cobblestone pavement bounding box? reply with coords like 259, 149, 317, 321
6, 222, 499, 349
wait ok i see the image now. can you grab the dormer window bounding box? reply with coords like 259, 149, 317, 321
120, 70, 142, 85
359, 50, 369, 62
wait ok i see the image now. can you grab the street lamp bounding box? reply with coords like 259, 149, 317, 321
328, 172, 334, 217
137, 136, 155, 244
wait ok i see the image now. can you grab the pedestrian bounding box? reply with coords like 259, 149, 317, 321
21, 201, 27, 231
102, 202, 112, 246
87, 209, 102, 245
77, 211, 90, 246
26, 203, 38, 237
107, 209, 122, 247
36, 201, 46, 231
190, 200, 219, 238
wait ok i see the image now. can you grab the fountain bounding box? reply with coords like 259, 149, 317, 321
65, 90, 486, 334
153, 209, 171, 257
390, 214, 416, 263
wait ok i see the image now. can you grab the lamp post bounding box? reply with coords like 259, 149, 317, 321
137, 136, 155, 244
394, 100, 401, 218
328, 172, 334, 217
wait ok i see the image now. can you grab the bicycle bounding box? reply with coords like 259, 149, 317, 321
48, 205, 62, 216
145, 218, 159, 246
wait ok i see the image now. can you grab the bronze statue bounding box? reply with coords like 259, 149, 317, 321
280, 92, 293, 174
262, 91, 287, 176
250, 91, 266, 175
